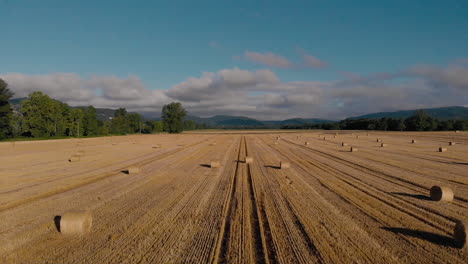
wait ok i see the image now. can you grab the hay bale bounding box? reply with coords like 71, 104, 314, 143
152, 144, 161, 148
376, 138, 381, 142
449, 141, 455, 146
210, 142, 217, 146
304, 142, 310, 146
69, 155, 81, 162
274, 141, 279, 145
127, 166, 141, 174
333, 135, 337, 138
455, 130, 460, 133
276, 136, 281, 140
454, 220, 467, 248
112, 143, 117, 145
439, 147, 447, 152
280, 161, 290, 169
381, 143, 387, 147
245, 156, 254, 164
286, 179, 293, 185
342, 142, 348, 146
210, 161, 221, 168
59, 211, 92, 235
356, 136, 359, 139
411, 139, 416, 144
322, 137, 326, 140
430, 186, 454, 202
350, 147, 358, 152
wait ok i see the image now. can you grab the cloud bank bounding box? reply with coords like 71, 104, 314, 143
1, 61, 467, 120
241, 49, 328, 69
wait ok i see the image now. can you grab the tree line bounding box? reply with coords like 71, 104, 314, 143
0, 78, 204, 140
282, 110, 467, 131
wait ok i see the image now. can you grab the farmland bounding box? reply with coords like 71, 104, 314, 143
0, 131, 467, 263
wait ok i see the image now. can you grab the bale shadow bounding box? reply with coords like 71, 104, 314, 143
390, 192, 432, 201
264, 165, 280, 169
54, 215, 61, 233
236, 160, 246, 163
199, 164, 211, 168
381, 227, 458, 248
121, 170, 130, 174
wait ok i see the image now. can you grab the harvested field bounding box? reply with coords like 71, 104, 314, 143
1, 131, 467, 263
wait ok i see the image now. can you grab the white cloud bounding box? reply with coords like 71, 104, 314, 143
243, 51, 294, 68
1, 62, 466, 120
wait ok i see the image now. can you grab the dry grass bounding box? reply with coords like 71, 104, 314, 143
439, 147, 448, 152
210, 161, 221, 168
59, 211, 93, 236
68, 155, 81, 162
280, 161, 290, 169
430, 186, 454, 202
128, 166, 141, 174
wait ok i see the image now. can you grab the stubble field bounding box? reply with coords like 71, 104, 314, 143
0, 131, 467, 263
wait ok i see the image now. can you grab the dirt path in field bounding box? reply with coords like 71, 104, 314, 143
0, 131, 467, 263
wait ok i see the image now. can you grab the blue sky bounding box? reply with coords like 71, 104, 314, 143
1, 0, 467, 119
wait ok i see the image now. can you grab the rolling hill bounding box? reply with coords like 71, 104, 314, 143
349, 106, 468, 120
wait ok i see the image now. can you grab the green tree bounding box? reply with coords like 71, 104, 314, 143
162, 102, 186, 133
111, 108, 129, 134
0, 78, 13, 139
183, 120, 197, 130
82, 106, 99, 136
21, 92, 56, 137
405, 110, 431, 131
127, 113, 143, 133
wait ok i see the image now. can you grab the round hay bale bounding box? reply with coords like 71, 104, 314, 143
449, 141, 455, 146
127, 166, 141, 174
210, 161, 221, 168
430, 186, 454, 202
381, 143, 387, 147
210, 142, 217, 146
376, 138, 381, 142
274, 141, 279, 145
69, 155, 81, 162
245, 156, 254, 164
356, 136, 359, 139
439, 147, 447, 152
152, 144, 161, 148
342, 142, 348, 146
350, 147, 358, 152
322, 137, 326, 140
304, 142, 310, 146
59, 211, 92, 235
276, 136, 281, 140
280, 161, 290, 169
411, 139, 416, 144
454, 220, 467, 248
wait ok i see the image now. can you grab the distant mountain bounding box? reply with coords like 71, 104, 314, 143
184, 115, 334, 128
263, 118, 335, 127
349, 106, 468, 120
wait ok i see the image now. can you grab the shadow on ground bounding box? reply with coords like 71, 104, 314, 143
381, 227, 459, 248
390, 192, 432, 201
54, 215, 61, 233
264, 165, 280, 169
